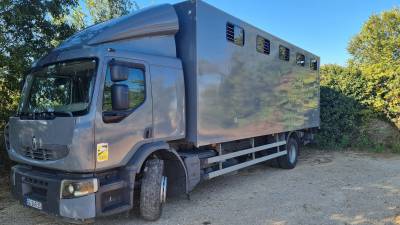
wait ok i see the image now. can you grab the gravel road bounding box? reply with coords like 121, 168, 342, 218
1, 149, 400, 225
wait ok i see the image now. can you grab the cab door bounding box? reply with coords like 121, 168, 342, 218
94, 57, 153, 170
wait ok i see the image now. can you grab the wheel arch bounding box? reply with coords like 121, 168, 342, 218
286, 131, 300, 143
127, 141, 188, 196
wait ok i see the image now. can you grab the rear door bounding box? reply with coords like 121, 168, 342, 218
94, 57, 153, 170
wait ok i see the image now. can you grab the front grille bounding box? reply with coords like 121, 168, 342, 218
20, 145, 69, 161
24, 176, 49, 187
24, 147, 55, 161
23, 176, 48, 198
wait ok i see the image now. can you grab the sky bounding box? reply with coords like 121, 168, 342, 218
131, 0, 400, 65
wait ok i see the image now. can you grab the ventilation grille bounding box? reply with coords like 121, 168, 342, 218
23, 176, 48, 198
311, 59, 318, 70
23, 147, 55, 161
262, 39, 271, 55
296, 53, 305, 66
226, 23, 235, 42
19, 145, 69, 161
279, 45, 290, 61
226, 22, 244, 46
24, 176, 49, 188
257, 36, 270, 55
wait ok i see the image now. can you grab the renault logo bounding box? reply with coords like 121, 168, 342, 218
32, 136, 38, 151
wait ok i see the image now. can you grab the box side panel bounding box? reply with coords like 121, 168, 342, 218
195, 1, 320, 146
174, 2, 198, 144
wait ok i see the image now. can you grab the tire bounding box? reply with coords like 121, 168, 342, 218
140, 159, 165, 221
277, 137, 299, 169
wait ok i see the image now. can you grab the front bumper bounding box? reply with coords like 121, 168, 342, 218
11, 165, 136, 223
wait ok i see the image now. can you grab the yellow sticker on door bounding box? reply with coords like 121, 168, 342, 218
97, 143, 109, 162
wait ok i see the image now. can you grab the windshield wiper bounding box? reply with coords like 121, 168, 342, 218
19, 112, 52, 120
53, 111, 73, 117
19, 111, 73, 119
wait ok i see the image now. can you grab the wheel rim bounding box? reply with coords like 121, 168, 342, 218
289, 144, 297, 164
160, 176, 168, 203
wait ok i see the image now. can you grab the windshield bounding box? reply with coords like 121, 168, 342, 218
18, 59, 97, 118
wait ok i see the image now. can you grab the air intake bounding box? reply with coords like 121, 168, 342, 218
279, 45, 290, 61
257, 36, 270, 55
226, 23, 235, 42
19, 145, 69, 161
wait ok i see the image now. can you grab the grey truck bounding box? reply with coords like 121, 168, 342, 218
5, 0, 320, 223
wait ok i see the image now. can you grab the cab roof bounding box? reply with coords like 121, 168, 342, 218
58, 3, 179, 49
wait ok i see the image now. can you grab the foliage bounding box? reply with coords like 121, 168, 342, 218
85, 0, 139, 25
317, 86, 362, 148
67, 0, 139, 29
348, 8, 400, 128
0, 0, 138, 169
320, 65, 367, 102
317, 63, 400, 151
70, 5, 87, 30
0, 0, 78, 127
316, 65, 374, 148
0, 0, 139, 124
0, 0, 78, 169
316, 8, 400, 150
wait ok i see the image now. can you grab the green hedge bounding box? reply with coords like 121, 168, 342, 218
315, 8, 400, 151
316, 64, 400, 152
316, 86, 364, 148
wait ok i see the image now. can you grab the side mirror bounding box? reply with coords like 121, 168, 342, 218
112, 84, 129, 111
110, 64, 129, 82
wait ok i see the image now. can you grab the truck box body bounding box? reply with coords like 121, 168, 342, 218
174, 1, 320, 147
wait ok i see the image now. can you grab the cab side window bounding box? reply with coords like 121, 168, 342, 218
103, 64, 146, 112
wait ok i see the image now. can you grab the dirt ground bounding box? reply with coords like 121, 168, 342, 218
1, 149, 400, 225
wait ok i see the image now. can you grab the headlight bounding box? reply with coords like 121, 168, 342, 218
60, 178, 98, 199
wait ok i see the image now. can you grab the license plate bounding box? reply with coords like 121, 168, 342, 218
25, 198, 43, 210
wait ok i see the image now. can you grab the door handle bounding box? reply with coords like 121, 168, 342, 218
143, 127, 153, 139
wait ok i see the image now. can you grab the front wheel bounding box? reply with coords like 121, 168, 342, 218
139, 159, 167, 221
277, 137, 299, 169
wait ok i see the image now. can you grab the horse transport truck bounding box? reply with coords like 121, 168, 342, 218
5, 0, 320, 223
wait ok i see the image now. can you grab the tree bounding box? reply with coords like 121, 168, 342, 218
85, 0, 139, 25
320, 64, 368, 102
0, 0, 139, 127
0, 0, 78, 127
70, 5, 87, 30
317, 64, 374, 148
348, 8, 400, 128
0, 0, 139, 168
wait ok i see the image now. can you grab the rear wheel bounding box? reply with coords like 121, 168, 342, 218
139, 159, 167, 221
278, 137, 299, 169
